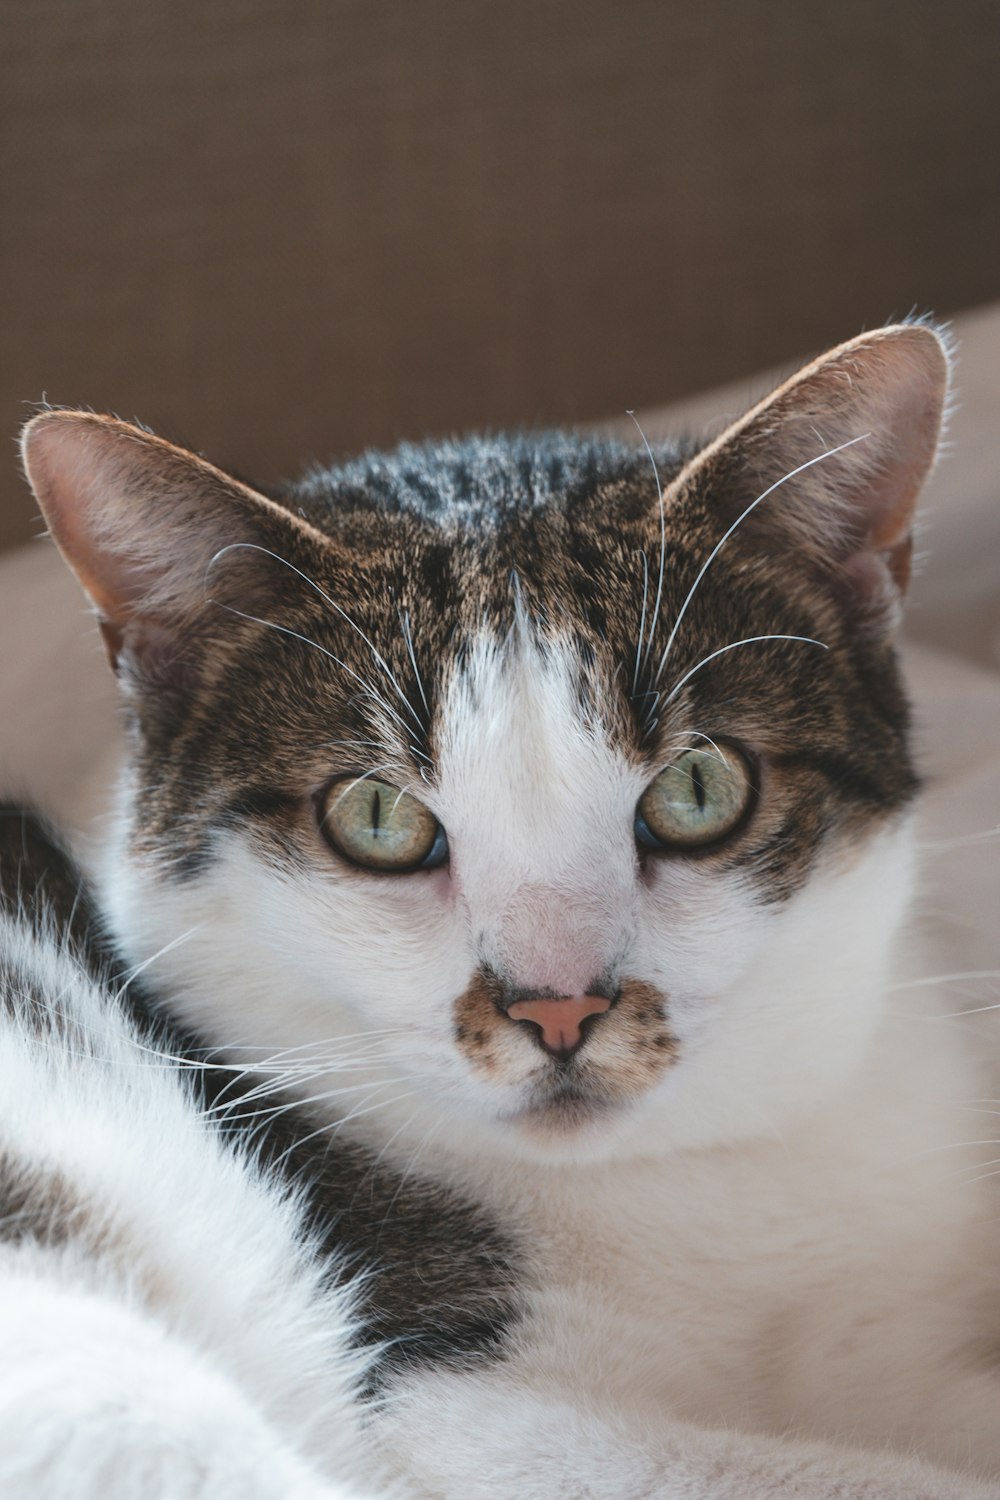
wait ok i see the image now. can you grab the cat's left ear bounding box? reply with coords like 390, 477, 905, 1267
666, 322, 951, 632
21, 410, 326, 681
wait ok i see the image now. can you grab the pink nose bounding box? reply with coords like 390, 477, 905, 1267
505, 994, 612, 1057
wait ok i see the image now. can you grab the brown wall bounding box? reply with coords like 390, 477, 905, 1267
4, 0, 1000, 551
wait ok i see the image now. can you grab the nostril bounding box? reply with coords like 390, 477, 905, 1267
505, 994, 612, 1060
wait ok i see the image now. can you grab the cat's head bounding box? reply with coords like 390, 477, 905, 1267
22, 324, 948, 1163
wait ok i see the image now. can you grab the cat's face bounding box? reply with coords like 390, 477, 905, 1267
22, 324, 947, 1162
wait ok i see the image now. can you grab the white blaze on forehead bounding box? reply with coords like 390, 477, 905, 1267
434, 630, 643, 992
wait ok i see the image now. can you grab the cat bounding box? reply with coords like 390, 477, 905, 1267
5, 318, 1000, 1499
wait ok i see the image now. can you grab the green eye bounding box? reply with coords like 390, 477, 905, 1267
318, 777, 447, 872
636, 744, 754, 851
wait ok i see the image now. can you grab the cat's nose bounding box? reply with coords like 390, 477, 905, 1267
505, 993, 612, 1060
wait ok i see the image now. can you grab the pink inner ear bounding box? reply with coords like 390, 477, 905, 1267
668, 326, 948, 597
22, 409, 317, 631
22, 413, 150, 628
883, 532, 914, 595
26, 418, 178, 669
845, 459, 917, 602
855, 403, 939, 562
838, 542, 910, 635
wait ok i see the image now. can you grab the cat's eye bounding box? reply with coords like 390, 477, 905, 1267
318, 777, 448, 872
636, 744, 754, 851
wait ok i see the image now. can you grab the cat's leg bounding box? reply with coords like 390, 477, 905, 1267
375, 1366, 1000, 1500
0, 1268, 382, 1500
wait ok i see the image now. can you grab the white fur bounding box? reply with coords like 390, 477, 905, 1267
99, 627, 1000, 1497
0, 913, 385, 1499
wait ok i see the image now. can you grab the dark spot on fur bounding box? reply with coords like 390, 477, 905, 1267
202, 1063, 521, 1392
0, 1156, 84, 1248
0, 806, 104, 972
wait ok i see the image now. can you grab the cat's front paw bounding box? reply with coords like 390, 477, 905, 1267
0, 1278, 374, 1500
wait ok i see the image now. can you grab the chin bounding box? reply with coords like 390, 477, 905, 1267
484, 1080, 657, 1165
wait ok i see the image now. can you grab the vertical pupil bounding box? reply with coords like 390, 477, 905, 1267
371, 788, 382, 835
690, 759, 706, 811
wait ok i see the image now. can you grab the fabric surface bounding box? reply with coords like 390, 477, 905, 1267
0, 307, 997, 1010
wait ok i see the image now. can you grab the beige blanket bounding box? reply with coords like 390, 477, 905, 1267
2, 311, 997, 1001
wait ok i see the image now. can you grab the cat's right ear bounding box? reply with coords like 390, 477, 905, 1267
662, 322, 950, 636
21, 411, 323, 683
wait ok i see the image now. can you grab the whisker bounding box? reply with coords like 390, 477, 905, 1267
661, 635, 828, 709
627, 411, 668, 687
633, 548, 650, 698
111, 923, 205, 999
889, 970, 1000, 995
209, 543, 428, 738
357, 1102, 426, 1201
324, 765, 408, 813
399, 606, 431, 724
208, 1076, 398, 1127
209, 600, 430, 762
653, 432, 870, 683
375, 1109, 450, 1225
219, 1028, 413, 1060
660, 731, 731, 767
269, 1087, 423, 1173
210, 1048, 409, 1102
949, 1162, 1000, 1188
917, 827, 1000, 852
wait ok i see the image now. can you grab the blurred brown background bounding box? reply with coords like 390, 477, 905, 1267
3, 0, 1000, 553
